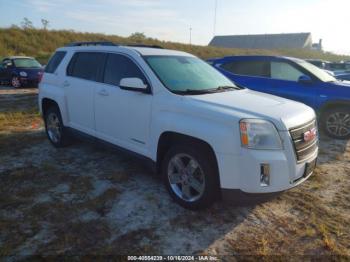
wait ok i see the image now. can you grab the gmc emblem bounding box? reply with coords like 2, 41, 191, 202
304, 128, 317, 142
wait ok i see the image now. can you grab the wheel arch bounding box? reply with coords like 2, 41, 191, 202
319, 100, 350, 117
156, 131, 221, 191
41, 98, 60, 117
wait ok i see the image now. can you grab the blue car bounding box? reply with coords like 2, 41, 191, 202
0, 56, 43, 88
208, 56, 350, 139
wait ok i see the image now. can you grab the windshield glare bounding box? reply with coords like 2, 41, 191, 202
13, 58, 42, 68
297, 61, 337, 82
145, 56, 235, 92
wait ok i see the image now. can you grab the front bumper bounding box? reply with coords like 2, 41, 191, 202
217, 130, 318, 194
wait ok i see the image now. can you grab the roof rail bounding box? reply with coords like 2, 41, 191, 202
126, 44, 163, 49
65, 41, 118, 47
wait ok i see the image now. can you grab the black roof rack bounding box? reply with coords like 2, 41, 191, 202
66, 41, 118, 47
126, 44, 163, 49
65, 42, 163, 49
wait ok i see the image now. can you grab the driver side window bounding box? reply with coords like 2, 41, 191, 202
103, 54, 148, 86
270, 62, 304, 82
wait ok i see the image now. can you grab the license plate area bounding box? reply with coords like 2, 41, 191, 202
303, 158, 317, 178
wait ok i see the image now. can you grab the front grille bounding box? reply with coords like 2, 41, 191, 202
289, 119, 318, 162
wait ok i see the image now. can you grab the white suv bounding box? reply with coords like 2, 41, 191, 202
39, 42, 318, 209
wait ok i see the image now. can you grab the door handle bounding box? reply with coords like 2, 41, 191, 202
63, 81, 70, 87
98, 89, 109, 96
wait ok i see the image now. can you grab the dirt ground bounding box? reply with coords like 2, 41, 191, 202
0, 86, 349, 259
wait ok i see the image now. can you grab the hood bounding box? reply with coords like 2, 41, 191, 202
187, 89, 315, 131
332, 80, 350, 87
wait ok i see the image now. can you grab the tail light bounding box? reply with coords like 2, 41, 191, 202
38, 71, 44, 83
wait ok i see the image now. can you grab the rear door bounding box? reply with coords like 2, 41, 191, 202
216, 59, 275, 92
65, 52, 106, 136
94, 53, 152, 156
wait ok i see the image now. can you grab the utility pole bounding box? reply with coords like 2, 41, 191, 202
190, 27, 192, 46
213, 0, 218, 36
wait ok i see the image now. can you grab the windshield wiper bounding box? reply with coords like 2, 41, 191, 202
216, 85, 243, 91
172, 89, 215, 95
173, 85, 243, 95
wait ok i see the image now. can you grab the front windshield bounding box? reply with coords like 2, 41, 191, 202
297, 61, 337, 82
13, 58, 42, 68
145, 56, 235, 92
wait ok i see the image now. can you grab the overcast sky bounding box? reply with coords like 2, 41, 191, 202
0, 0, 349, 54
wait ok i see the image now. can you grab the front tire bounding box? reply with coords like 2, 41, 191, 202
44, 106, 71, 147
162, 144, 219, 210
11, 76, 21, 88
321, 107, 350, 140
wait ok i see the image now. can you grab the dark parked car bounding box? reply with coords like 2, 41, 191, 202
327, 62, 349, 75
306, 59, 330, 69
208, 55, 350, 139
336, 73, 350, 81
0, 56, 43, 88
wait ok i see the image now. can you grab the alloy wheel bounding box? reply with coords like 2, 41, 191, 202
326, 112, 350, 137
11, 77, 21, 88
167, 153, 205, 202
46, 112, 61, 143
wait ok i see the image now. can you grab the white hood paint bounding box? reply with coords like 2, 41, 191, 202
188, 89, 316, 130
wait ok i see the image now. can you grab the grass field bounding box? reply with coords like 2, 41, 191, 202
1, 27, 350, 64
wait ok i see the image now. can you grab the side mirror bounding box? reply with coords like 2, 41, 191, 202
298, 75, 312, 84
4, 62, 12, 68
119, 77, 148, 93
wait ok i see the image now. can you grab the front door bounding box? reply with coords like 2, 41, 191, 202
94, 53, 152, 156
269, 61, 316, 108
0, 60, 12, 81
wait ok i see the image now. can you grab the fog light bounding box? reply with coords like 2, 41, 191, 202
260, 163, 270, 187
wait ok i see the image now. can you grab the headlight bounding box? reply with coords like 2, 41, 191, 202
19, 71, 27, 77
239, 119, 282, 150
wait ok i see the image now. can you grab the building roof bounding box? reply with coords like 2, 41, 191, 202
209, 33, 312, 49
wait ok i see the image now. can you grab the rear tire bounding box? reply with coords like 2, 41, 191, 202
321, 106, 350, 140
162, 143, 219, 210
44, 106, 71, 147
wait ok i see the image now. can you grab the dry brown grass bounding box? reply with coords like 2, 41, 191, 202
99, 228, 159, 255
222, 161, 350, 257
0, 88, 349, 257
0, 108, 42, 132
1, 27, 350, 64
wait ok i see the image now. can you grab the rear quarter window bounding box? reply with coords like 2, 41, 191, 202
45, 51, 67, 73
67, 52, 106, 82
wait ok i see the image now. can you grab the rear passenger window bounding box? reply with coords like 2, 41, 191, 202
104, 54, 147, 86
45, 51, 66, 73
221, 61, 270, 77
67, 52, 106, 82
